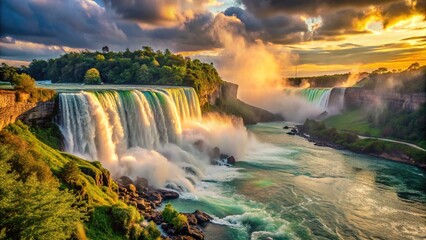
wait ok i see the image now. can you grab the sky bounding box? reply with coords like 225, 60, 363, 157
0, 0, 425, 77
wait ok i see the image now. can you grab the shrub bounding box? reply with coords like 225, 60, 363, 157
84, 68, 102, 85
10, 73, 35, 93
61, 161, 81, 184
140, 221, 161, 240
111, 204, 141, 235
161, 203, 178, 223
171, 214, 188, 230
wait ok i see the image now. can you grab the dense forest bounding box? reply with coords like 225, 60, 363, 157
23, 47, 222, 106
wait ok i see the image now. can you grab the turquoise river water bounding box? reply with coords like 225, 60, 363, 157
167, 122, 426, 240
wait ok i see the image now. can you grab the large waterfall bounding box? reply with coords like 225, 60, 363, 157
57, 87, 251, 192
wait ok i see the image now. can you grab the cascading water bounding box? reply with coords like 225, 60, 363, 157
57, 87, 252, 192
301, 88, 332, 109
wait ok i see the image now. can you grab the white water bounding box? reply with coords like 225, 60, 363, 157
58, 87, 254, 192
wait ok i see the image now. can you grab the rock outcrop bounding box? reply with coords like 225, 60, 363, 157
0, 90, 56, 130
344, 88, 426, 110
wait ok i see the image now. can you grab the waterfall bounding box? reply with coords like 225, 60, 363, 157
301, 88, 332, 109
58, 87, 252, 192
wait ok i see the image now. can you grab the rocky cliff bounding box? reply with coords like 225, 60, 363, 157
344, 87, 426, 110
0, 90, 56, 130
207, 81, 239, 105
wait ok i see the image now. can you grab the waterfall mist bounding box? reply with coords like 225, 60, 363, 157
209, 14, 346, 122
58, 88, 256, 192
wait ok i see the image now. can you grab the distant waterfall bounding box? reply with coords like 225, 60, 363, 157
301, 88, 332, 109
57, 87, 206, 191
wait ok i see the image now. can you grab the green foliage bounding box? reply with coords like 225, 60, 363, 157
25, 48, 223, 106
84, 68, 102, 85
0, 63, 19, 82
110, 204, 141, 236
0, 159, 86, 239
302, 119, 426, 165
324, 104, 426, 149
96, 54, 106, 61
161, 203, 188, 231
10, 73, 35, 93
30, 123, 63, 149
161, 203, 178, 223
28, 59, 48, 80
85, 206, 125, 240
140, 221, 161, 240
61, 161, 82, 184
171, 214, 188, 230
0, 129, 55, 182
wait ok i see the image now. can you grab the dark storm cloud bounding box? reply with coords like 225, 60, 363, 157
239, 0, 399, 16
141, 13, 220, 52
103, 0, 170, 24
223, 7, 307, 44
0, 0, 126, 49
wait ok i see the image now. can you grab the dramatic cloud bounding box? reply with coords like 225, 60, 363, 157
0, 0, 127, 49
103, 0, 221, 27
0, 0, 425, 75
224, 7, 307, 44
240, 0, 399, 16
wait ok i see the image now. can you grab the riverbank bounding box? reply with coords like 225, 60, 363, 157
296, 119, 426, 170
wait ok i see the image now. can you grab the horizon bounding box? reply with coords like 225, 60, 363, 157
0, 0, 425, 78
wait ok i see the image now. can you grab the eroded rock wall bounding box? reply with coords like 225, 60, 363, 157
0, 90, 55, 130
344, 88, 426, 110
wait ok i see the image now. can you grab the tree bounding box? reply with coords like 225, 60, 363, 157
161, 203, 178, 223
102, 46, 109, 53
95, 54, 105, 61
0, 160, 86, 239
171, 214, 188, 230
0, 63, 17, 82
10, 73, 36, 93
27, 59, 48, 80
84, 68, 102, 84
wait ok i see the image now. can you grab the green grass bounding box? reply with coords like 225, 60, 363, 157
302, 119, 426, 166
323, 109, 382, 137
0, 121, 140, 239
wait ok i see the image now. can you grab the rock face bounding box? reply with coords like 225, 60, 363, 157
344, 88, 426, 110
0, 90, 56, 130
207, 81, 238, 105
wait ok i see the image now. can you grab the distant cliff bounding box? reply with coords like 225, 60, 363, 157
0, 90, 56, 130
345, 87, 426, 110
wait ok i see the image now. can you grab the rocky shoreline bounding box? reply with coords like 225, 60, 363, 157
116, 176, 212, 240
292, 125, 426, 170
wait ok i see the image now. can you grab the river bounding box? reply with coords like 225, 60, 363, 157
167, 122, 426, 240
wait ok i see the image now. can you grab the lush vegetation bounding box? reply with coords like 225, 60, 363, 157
301, 119, 426, 166
324, 104, 426, 149
0, 121, 162, 239
84, 68, 102, 85
23, 47, 223, 106
0, 63, 56, 102
161, 203, 188, 231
